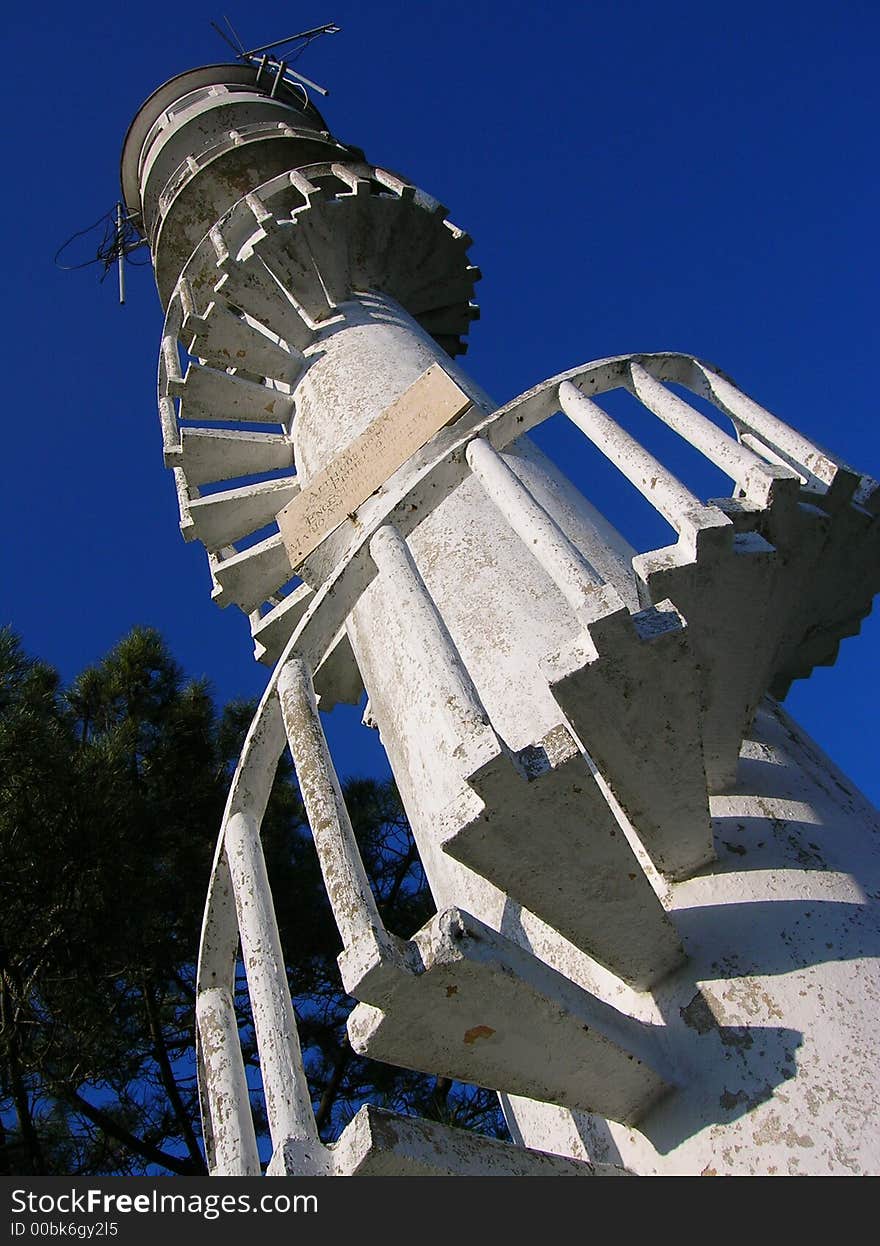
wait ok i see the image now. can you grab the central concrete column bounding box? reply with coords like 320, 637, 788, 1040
292, 291, 639, 922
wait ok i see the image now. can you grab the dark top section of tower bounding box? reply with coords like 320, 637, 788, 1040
121, 62, 331, 210
120, 62, 360, 304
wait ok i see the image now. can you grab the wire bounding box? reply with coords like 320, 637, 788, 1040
289, 32, 319, 65
283, 77, 310, 108
54, 209, 115, 270
54, 206, 149, 281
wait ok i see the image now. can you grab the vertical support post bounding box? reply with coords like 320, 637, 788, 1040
368, 523, 494, 747
628, 361, 765, 488
694, 362, 854, 487
465, 435, 603, 611
116, 203, 126, 306
276, 657, 385, 948
224, 808, 319, 1151
196, 986, 261, 1175
270, 61, 287, 98
558, 381, 703, 531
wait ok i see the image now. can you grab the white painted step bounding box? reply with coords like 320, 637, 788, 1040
441, 724, 685, 988
252, 228, 336, 323
250, 582, 314, 658
183, 300, 305, 383
417, 302, 480, 336
268, 1105, 625, 1176
773, 606, 869, 697
214, 254, 313, 351
311, 631, 364, 710
250, 593, 362, 700
544, 599, 714, 880
187, 477, 298, 551
377, 204, 451, 298
211, 533, 292, 611
633, 507, 782, 794
406, 267, 482, 316
169, 363, 294, 426
343, 908, 673, 1126
433, 334, 468, 358
288, 199, 353, 308
346, 195, 401, 292
764, 487, 880, 696
177, 427, 294, 486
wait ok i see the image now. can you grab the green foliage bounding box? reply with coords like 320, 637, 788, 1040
0, 627, 223, 1174
0, 626, 504, 1175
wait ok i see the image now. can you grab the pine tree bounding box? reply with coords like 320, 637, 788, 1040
0, 626, 503, 1174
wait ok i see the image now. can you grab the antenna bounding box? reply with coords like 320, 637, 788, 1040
209, 19, 340, 97
222, 15, 247, 54
209, 20, 243, 57
54, 204, 148, 304
116, 202, 125, 304
240, 23, 341, 59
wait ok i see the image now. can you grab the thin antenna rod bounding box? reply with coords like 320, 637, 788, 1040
223, 14, 247, 54
116, 203, 126, 305
241, 24, 339, 59
210, 20, 242, 56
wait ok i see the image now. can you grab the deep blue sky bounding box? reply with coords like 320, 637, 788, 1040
3, 1, 878, 801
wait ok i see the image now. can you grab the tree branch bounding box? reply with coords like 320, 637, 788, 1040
314, 1038, 352, 1134
58, 1089, 203, 1176
380, 840, 419, 915
1, 972, 45, 1174
140, 982, 205, 1172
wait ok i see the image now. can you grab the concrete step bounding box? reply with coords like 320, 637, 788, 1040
213, 253, 312, 350
764, 491, 880, 697
441, 724, 685, 988
353, 198, 443, 302
416, 302, 480, 336
345, 194, 401, 291
633, 476, 879, 777
289, 197, 358, 307
251, 593, 360, 706
686, 361, 880, 697
405, 267, 482, 317
544, 597, 714, 880
169, 362, 294, 426
252, 227, 336, 324
379, 203, 451, 297
183, 299, 304, 383
771, 606, 868, 699
178, 427, 294, 486
311, 630, 364, 710
343, 908, 673, 1125
250, 582, 314, 659
347, 194, 480, 339
433, 334, 468, 358
633, 508, 781, 794
186, 477, 299, 551
268, 1105, 625, 1176
211, 532, 292, 611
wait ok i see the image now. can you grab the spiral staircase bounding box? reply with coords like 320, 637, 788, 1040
122, 61, 880, 1176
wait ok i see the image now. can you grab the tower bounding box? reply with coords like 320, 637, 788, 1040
121, 54, 880, 1176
